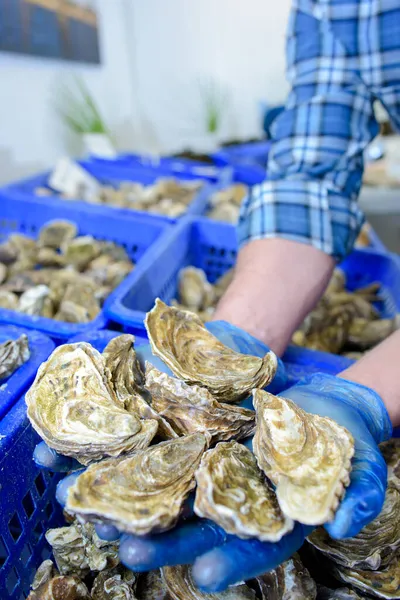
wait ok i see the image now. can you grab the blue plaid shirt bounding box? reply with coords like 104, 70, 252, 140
238, 0, 400, 260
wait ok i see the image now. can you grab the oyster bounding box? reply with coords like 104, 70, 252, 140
380, 439, 400, 489
103, 336, 177, 440
54, 300, 93, 323
0, 289, 18, 309
8, 232, 38, 257
145, 299, 277, 403
135, 570, 171, 599
317, 587, 364, 599
38, 220, 78, 249
308, 485, 400, 570
27, 560, 89, 600
49, 271, 96, 304
66, 433, 208, 535
0, 334, 30, 380
214, 269, 234, 301
99, 241, 130, 263
194, 441, 294, 541
37, 247, 67, 268
347, 317, 400, 350
45, 522, 119, 576
162, 565, 256, 599
332, 555, 400, 599
18, 285, 54, 317
178, 267, 216, 311
25, 343, 158, 465
207, 203, 239, 224
63, 236, 101, 270
91, 566, 137, 600
251, 554, 317, 600
63, 283, 101, 319
252, 389, 354, 524
146, 366, 255, 442
0, 263, 7, 284
0, 240, 18, 264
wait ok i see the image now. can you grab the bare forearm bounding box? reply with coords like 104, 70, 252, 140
213, 239, 335, 355
340, 330, 400, 427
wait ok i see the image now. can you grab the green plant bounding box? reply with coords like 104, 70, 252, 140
55, 76, 109, 134
199, 78, 228, 134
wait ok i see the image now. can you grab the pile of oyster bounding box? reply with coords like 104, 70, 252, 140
206, 183, 248, 223
0, 334, 30, 380
25, 300, 399, 598
173, 265, 397, 359
292, 269, 399, 358
36, 178, 202, 218
0, 220, 134, 324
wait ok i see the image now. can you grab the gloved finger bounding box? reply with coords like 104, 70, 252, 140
95, 524, 121, 542
192, 523, 311, 593
33, 441, 81, 473
119, 519, 227, 572
325, 439, 387, 539
207, 321, 287, 394
56, 471, 84, 507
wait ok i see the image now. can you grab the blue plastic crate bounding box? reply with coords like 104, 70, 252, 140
0, 325, 54, 421
68, 328, 148, 350
106, 216, 399, 378
1, 160, 217, 224
212, 140, 272, 169
0, 194, 168, 343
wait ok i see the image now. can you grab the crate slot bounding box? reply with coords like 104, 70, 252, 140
34, 473, 46, 498
8, 513, 23, 543
22, 492, 35, 520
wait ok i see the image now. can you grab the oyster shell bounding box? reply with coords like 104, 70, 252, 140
0, 334, 30, 379
308, 485, 400, 570
63, 283, 101, 319
91, 566, 137, 600
162, 565, 256, 599
54, 300, 93, 323
0, 240, 18, 264
380, 439, 400, 489
66, 433, 208, 535
18, 285, 54, 316
347, 317, 400, 350
0, 289, 18, 309
135, 570, 171, 599
27, 560, 89, 600
38, 220, 78, 249
145, 299, 277, 403
178, 267, 216, 312
63, 236, 101, 270
25, 343, 158, 465
252, 389, 354, 524
207, 203, 239, 224
37, 247, 67, 268
8, 232, 38, 257
99, 241, 130, 263
332, 555, 400, 599
103, 336, 177, 440
0, 263, 7, 284
251, 554, 317, 600
146, 366, 255, 442
317, 587, 364, 599
214, 269, 234, 301
45, 522, 119, 576
194, 441, 294, 541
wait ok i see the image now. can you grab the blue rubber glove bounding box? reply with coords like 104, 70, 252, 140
50, 372, 392, 593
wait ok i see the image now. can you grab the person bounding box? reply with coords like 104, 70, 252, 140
35, 0, 400, 593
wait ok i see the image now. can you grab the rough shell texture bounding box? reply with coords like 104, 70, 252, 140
162, 565, 256, 599
0, 333, 30, 380
145, 366, 255, 442
25, 343, 158, 465
91, 566, 138, 600
38, 220, 78, 249
317, 587, 364, 599
18, 285, 53, 316
66, 433, 208, 535
194, 441, 293, 541
103, 337, 177, 440
332, 555, 400, 599
380, 439, 400, 490
45, 522, 119, 576
178, 267, 215, 312
252, 554, 317, 600
62, 236, 100, 270
0, 289, 18, 309
308, 485, 400, 570
135, 569, 171, 599
252, 389, 354, 525
27, 560, 89, 600
145, 299, 277, 403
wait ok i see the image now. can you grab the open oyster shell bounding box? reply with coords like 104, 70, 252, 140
194, 441, 293, 541
145, 366, 255, 442
103, 336, 177, 440
27, 559, 89, 600
38, 220, 78, 249
145, 299, 277, 403
332, 555, 400, 599
25, 343, 158, 465
66, 433, 208, 535
308, 485, 400, 570
252, 390, 354, 525
45, 522, 119, 576
0, 333, 30, 380
162, 565, 256, 599
91, 566, 138, 600
251, 554, 317, 600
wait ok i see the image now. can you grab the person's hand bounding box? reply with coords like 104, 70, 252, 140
33, 320, 287, 471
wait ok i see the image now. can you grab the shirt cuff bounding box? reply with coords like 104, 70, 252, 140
238, 179, 365, 261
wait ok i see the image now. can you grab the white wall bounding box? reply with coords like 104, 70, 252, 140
0, 0, 137, 184
130, 0, 291, 153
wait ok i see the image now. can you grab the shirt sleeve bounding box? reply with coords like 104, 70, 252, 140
238, 2, 380, 260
